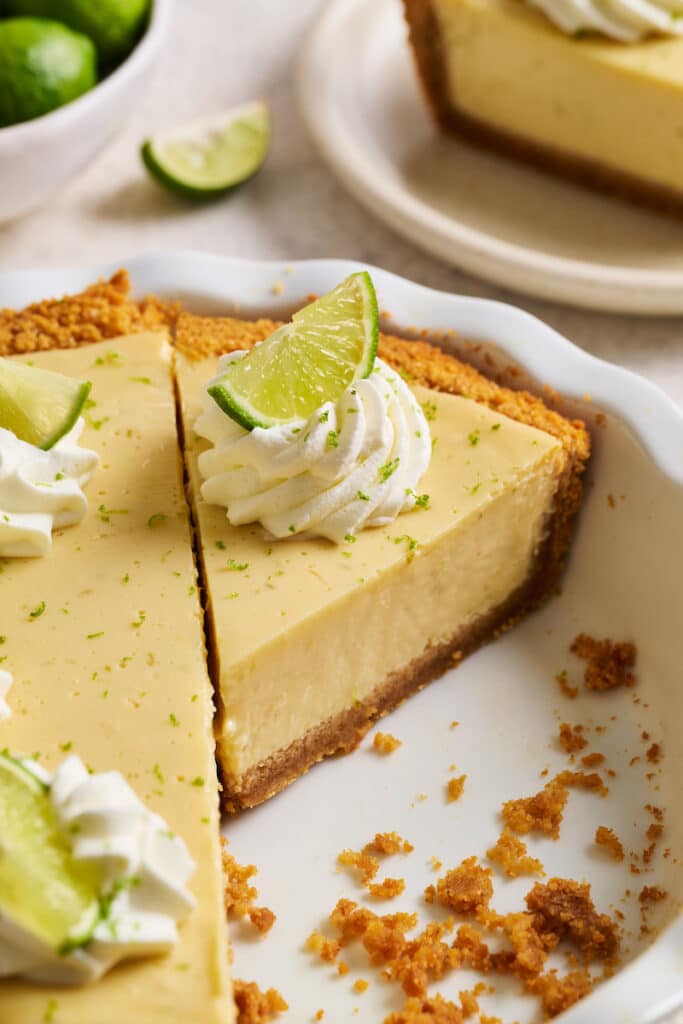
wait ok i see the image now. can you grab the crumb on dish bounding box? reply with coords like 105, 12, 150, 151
424, 857, 493, 915
486, 829, 545, 879
365, 832, 414, 855
581, 752, 605, 768
595, 826, 625, 861
373, 732, 402, 754
306, 930, 341, 963
525, 878, 620, 959
556, 769, 609, 797
338, 833, 413, 899
646, 742, 662, 764
221, 838, 276, 935
556, 670, 579, 699
639, 885, 667, 903
501, 777, 569, 839
384, 993, 466, 1023
325, 870, 619, 1019
234, 979, 288, 1024
557, 723, 587, 754
369, 877, 407, 900
446, 774, 467, 803
570, 634, 637, 691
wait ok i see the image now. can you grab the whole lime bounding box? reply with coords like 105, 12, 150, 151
5, 0, 150, 65
0, 18, 97, 129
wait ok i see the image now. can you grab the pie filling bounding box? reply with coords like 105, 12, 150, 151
1, 335, 233, 1022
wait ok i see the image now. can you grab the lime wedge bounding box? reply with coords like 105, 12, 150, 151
0, 357, 91, 450
208, 271, 379, 430
140, 100, 270, 198
0, 753, 101, 954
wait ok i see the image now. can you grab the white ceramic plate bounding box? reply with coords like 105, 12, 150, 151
299, 0, 683, 316
1, 253, 681, 1022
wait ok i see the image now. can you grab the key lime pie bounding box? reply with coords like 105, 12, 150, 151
403, 0, 683, 212
0, 270, 590, 1015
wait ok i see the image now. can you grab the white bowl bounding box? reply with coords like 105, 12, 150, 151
0, 0, 170, 224
1, 252, 681, 1022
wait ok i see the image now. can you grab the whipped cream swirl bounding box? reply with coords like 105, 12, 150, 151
0, 669, 11, 720
0, 755, 196, 985
528, 0, 683, 41
196, 353, 432, 544
0, 420, 98, 558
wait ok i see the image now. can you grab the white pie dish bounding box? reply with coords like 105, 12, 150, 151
0, 252, 681, 1022
0, 0, 170, 225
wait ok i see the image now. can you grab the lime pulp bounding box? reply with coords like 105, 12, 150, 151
140, 100, 271, 198
208, 271, 379, 430
0, 357, 91, 450
0, 753, 100, 952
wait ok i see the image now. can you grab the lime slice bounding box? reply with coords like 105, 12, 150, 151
140, 101, 270, 198
0, 753, 101, 954
0, 357, 91, 450
208, 272, 379, 430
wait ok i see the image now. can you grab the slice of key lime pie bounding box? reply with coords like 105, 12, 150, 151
403, 0, 683, 212
175, 274, 590, 811
0, 334, 233, 1022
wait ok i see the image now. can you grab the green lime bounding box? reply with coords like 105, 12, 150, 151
5, 0, 149, 64
0, 357, 91, 450
141, 101, 271, 199
208, 272, 379, 430
0, 752, 100, 953
0, 18, 96, 128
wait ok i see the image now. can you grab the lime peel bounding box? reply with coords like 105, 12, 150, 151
0, 357, 91, 450
208, 271, 379, 430
141, 100, 270, 198
0, 752, 101, 953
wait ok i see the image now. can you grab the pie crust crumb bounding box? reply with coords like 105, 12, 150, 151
373, 732, 402, 754
595, 826, 625, 861
234, 980, 288, 1024
446, 774, 467, 803
570, 634, 637, 691
222, 838, 276, 935
486, 828, 545, 878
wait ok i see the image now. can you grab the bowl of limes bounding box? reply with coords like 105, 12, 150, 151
0, 0, 169, 223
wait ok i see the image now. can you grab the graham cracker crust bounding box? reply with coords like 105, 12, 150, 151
223, 558, 550, 812
402, 0, 683, 218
